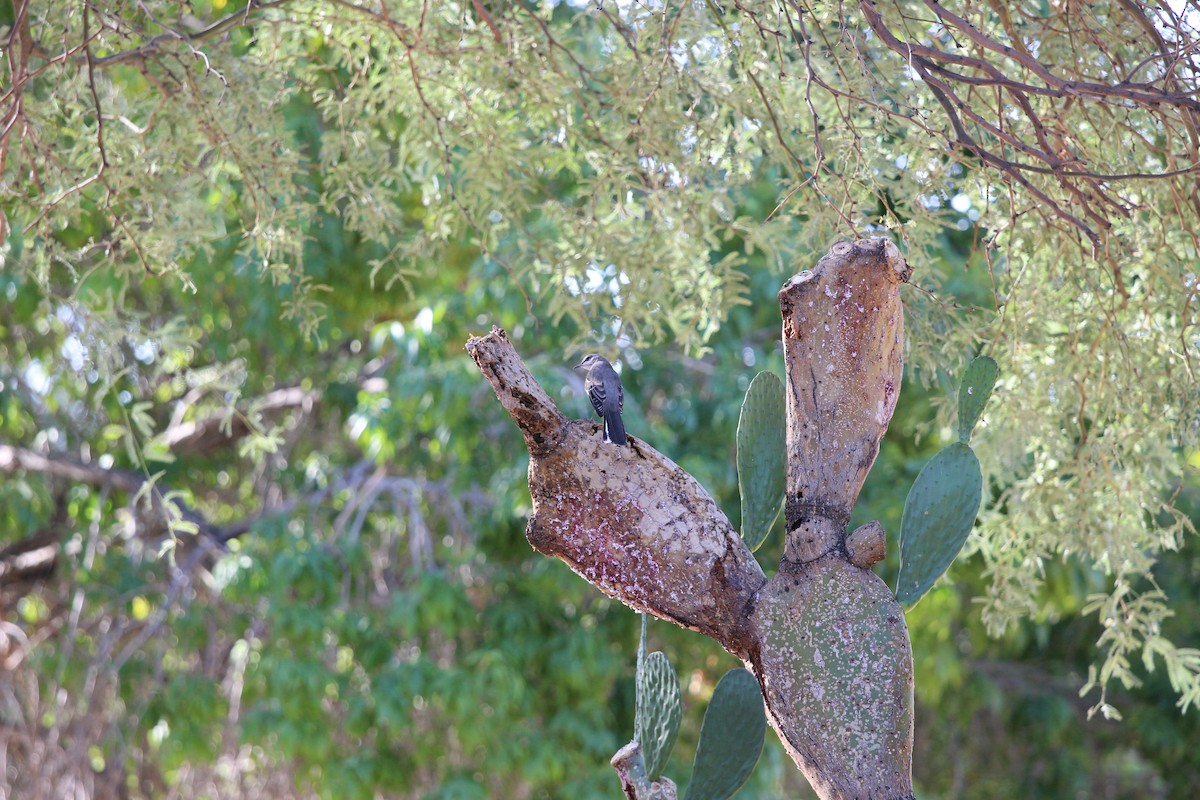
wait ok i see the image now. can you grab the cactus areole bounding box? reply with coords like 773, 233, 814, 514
467, 237, 916, 800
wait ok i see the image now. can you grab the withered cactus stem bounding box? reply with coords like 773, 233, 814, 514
467, 238, 916, 800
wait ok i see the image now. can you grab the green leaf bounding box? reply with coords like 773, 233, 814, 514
957, 355, 999, 442
684, 668, 765, 800
635, 651, 682, 780
736, 371, 785, 551
896, 442, 983, 606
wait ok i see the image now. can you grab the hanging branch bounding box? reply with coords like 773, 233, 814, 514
853, 0, 1200, 250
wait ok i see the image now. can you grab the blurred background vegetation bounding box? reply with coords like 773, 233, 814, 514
2, 1, 1199, 798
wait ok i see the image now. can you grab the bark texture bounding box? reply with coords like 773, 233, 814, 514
753, 237, 914, 799
467, 237, 915, 800
467, 329, 767, 653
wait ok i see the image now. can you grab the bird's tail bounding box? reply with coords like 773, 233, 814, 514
603, 409, 627, 446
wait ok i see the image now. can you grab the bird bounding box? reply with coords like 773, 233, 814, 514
575, 354, 627, 445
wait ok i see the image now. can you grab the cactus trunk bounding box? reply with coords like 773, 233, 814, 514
468, 238, 917, 800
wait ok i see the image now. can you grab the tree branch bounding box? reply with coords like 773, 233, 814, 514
856, 0, 1200, 251
86, 0, 296, 69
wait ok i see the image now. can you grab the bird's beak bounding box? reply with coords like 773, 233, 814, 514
573, 360, 585, 370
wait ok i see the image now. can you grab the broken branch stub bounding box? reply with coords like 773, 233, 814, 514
465, 328, 767, 654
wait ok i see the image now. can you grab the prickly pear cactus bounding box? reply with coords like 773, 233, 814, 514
736, 371, 786, 551
957, 355, 999, 442
896, 442, 982, 605
760, 238, 916, 798
896, 356, 997, 606
470, 240, 921, 799
636, 645, 682, 779
683, 669, 765, 800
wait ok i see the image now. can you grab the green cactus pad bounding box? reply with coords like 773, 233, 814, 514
896, 442, 983, 606
636, 650, 682, 780
684, 668, 765, 800
736, 371, 786, 551
957, 355, 999, 442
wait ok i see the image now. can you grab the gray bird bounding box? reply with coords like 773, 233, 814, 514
575, 354, 627, 445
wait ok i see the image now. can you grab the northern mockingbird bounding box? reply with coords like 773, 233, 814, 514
575, 354, 627, 445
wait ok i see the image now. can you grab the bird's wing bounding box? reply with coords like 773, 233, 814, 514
587, 381, 607, 415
